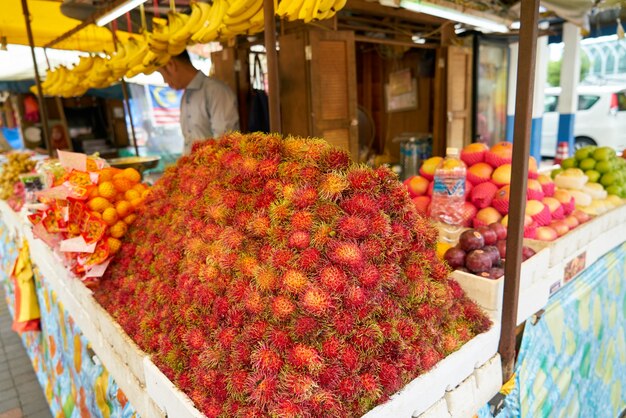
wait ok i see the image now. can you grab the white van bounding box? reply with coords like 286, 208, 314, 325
541, 85, 626, 157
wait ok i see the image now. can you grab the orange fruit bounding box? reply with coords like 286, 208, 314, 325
98, 181, 117, 199
102, 207, 119, 226
132, 183, 147, 193
91, 212, 103, 219
122, 168, 141, 183
87, 197, 112, 212
141, 189, 152, 199
124, 189, 140, 201
107, 237, 122, 254
130, 197, 144, 208
88, 187, 99, 199
123, 214, 137, 225
113, 177, 133, 193
98, 168, 115, 182
115, 201, 133, 218
110, 221, 128, 238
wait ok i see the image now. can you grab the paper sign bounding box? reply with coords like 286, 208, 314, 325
59, 236, 97, 253
58, 150, 87, 172
32, 222, 60, 248
36, 184, 71, 200
89, 172, 99, 184
84, 258, 111, 278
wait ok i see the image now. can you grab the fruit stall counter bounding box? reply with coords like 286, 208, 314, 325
0, 201, 504, 418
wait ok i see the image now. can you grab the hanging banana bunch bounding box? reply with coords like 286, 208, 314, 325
276, 0, 347, 22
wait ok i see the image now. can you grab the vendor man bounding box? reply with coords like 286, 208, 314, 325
157, 50, 239, 155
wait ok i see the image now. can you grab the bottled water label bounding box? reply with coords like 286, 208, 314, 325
433, 177, 465, 197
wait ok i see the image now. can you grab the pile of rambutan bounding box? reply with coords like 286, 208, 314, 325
95, 133, 491, 417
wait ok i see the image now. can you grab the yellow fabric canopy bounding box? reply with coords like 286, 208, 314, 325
0, 0, 132, 53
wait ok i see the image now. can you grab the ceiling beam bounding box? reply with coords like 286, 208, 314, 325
345, 0, 447, 25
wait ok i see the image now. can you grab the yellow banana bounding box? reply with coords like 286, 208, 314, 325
170, 4, 201, 44
284, 0, 306, 21
151, 17, 170, 42
300, 0, 320, 22
192, 0, 229, 43
226, 0, 258, 20
330, 0, 347, 14
148, 37, 169, 53
224, 0, 262, 26
315, 0, 334, 19
249, 6, 264, 25
189, 1, 212, 33
73, 56, 94, 73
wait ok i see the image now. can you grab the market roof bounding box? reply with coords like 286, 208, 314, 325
0, 0, 130, 53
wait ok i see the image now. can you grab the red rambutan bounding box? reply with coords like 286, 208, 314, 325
281, 373, 318, 400
328, 241, 364, 269
319, 266, 348, 292
319, 173, 349, 200
289, 344, 323, 373
301, 286, 332, 316
346, 167, 378, 191
293, 186, 318, 209
291, 211, 314, 231
271, 296, 295, 319
336, 215, 370, 239
282, 269, 309, 293
184, 328, 206, 350
251, 344, 284, 376
339, 194, 379, 215
298, 247, 321, 271
358, 264, 381, 288
319, 148, 350, 171
288, 230, 311, 250
293, 316, 319, 338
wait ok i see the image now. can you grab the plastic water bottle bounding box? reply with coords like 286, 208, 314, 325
430, 147, 467, 244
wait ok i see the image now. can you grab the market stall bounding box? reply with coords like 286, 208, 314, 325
1, 0, 625, 417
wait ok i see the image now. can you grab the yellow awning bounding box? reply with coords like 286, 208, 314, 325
0, 0, 132, 53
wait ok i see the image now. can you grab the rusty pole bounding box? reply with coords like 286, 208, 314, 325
498, 0, 540, 381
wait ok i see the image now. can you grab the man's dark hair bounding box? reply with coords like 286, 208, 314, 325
172, 49, 192, 64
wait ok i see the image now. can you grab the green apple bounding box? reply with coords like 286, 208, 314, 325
595, 160, 613, 174
585, 169, 601, 183
606, 185, 622, 196
600, 172, 618, 187
592, 146, 616, 161
560, 158, 577, 169
575, 147, 594, 161
579, 158, 596, 171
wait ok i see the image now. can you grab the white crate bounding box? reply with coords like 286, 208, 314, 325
445, 375, 477, 418
144, 359, 205, 418
450, 247, 549, 314
415, 398, 450, 418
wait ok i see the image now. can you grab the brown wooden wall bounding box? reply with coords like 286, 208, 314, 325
356, 46, 435, 162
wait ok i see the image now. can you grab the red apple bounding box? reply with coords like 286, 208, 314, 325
419, 156, 443, 181
526, 200, 551, 226
528, 156, 538, 179
542, 197, 565, 220
404, 175, 430, 197
535, 226, 558, 242
473, 207, 503, 228
470, 182, 499, 209
549, 220, 570, 237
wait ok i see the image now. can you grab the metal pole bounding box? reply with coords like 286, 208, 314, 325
498, 0, 540, 381
21, 0, 52, 157
263, 0, 281, 133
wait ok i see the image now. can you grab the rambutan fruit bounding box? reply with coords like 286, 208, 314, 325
359, 373, 382, 399
328, 241, 364, 269
291, 211, 314, 231
321, 336, 342, 359
282, 269, 309, 293
244, 289, 264, 314
289, 344, 323, 373
247, 214, 270, 237
251, 344, 283, 376
248, 375, 278, 409
311, 223, 335, 249
183, 328, 206, 351
318, 364, 344, 389
345, 285, 367, 309
281, 373, 318, 400
319, 266, 349, 292
347, 167, 378, 191
420, 346, 442, 371
319, 148, 351, 171
271, 296, 295, 319
298, 247, 321, 271
267, 328, 292, 351
257, 157, 280, 178
336, 215, 370, 239
340, 194, 379, 215
288, 230, 311, 250
301, 287, 332, 316
332, 312, 355, 336
340, 345, 360, 372
254, 266, 278, 291
315, 202, 342, 223
293, 186, 318, 209
293, 316, 319, 338
338, 376, 359, 399
319, 172, 349, 200
268, 400, 304, 418
358, 264, 381, 288
378, 363, 401, 394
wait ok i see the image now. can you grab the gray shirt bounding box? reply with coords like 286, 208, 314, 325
180, 71, 239, 155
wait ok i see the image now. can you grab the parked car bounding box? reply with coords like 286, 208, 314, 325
541, 85, 626, 157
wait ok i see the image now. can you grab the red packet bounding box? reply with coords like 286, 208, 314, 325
81, 214, 107, 244
80, 240, 110, 267
28, 212, 44, 225
42, 209, 62, 233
